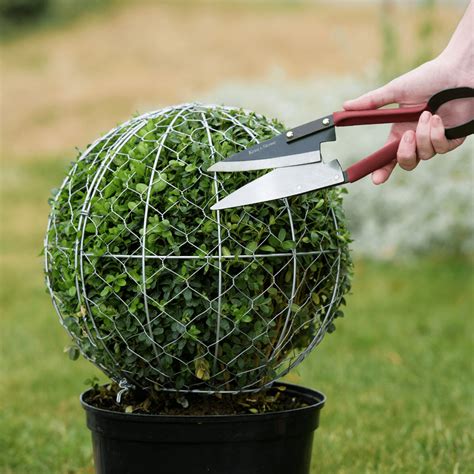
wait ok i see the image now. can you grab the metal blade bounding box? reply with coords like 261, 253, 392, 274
210, 160, 345, 210
209, 150, 321, 172
207, 125, 335, 172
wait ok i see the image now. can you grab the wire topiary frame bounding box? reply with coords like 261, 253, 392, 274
44, 104, 352, 394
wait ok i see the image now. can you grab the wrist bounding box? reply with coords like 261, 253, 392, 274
434, 50, 474, 88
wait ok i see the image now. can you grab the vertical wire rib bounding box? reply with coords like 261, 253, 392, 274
205, 111, 300, 375
141, 105, 192, 362
200, 111, 223, 373
322, 206, 342, 328
76, 120, 149, 384
267, 198, 298, 361
44, 128, 127, 375
275, 206, 343, 378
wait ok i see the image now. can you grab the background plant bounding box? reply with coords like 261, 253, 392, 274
380, 0, 400, 82
413, 0, 437, 68
0, 0, 115, 38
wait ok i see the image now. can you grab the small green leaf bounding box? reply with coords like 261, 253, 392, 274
281, 241, 295, 251
184, 289, 192, 302
311, 293, 320, 305
153, 180, 167, 193
278, 229, 286, 241
136, 183, 148, 194
246, 241, 258, 253
65, 345, 80, 361
222, 246, 231, 257
315, 198, 325, 209
85, 223, 96, 233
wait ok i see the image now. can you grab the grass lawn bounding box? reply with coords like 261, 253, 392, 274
1, 155, 473, 473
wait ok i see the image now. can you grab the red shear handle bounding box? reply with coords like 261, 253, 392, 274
334, 104, 429, 182
346, 139, 400, 183
333, 103, 428, 127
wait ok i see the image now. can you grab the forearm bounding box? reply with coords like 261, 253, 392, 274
439, 1, 473, 84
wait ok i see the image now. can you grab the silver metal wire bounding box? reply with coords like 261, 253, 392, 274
45, 103, 347, 394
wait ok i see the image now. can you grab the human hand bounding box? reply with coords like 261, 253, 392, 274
343, 56, 473, 184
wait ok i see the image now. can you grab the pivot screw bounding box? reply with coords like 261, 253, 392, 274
286, 130, 294, 138
322, 118, 330, 126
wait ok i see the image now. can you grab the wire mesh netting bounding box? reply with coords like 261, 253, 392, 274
44, 104, 352, 394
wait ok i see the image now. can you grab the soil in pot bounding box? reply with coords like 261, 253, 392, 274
83, 382, 308, 416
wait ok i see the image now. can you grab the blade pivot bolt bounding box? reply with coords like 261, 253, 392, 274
322, 118, 330, 126
286, 131, 294, 138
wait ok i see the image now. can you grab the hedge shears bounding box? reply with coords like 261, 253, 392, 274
208, 87, 474, 210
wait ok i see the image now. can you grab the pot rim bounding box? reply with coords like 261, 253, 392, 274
80, 381, 326, 423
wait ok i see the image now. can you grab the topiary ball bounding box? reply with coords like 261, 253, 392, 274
45, 104, 352, 393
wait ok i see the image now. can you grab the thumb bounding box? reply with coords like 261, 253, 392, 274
343, 83, 397, 111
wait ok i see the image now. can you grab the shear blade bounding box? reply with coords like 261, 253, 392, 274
207, 127, 335, 172
211, 160, 345, 210
209, 150, 321, 172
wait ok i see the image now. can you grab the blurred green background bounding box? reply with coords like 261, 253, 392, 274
1, 1, 473, 473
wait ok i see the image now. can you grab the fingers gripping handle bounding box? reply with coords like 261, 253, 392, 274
345, 139, 400, 183
336, 87, 474, 183
334, 104, 424, 183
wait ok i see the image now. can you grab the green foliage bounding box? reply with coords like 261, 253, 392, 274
45, 105, 352, 391
413, 0, 437, 68
380, 0, 438, 81
380, 0, 400, 82
0, 0, 114, 38
0, 0, 49, 22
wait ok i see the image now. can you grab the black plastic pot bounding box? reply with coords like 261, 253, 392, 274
81, 382, 325, 474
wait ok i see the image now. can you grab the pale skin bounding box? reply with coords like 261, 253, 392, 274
343, 0, 474, 184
